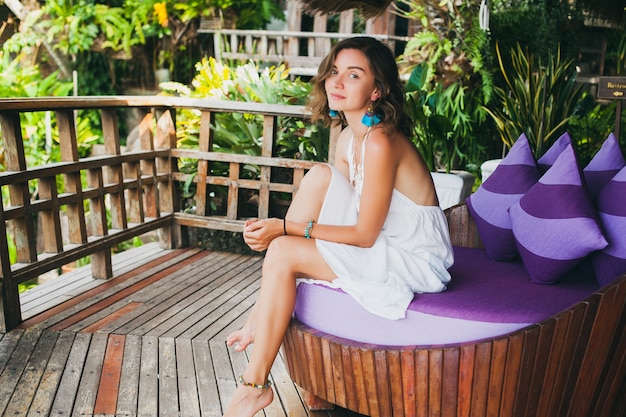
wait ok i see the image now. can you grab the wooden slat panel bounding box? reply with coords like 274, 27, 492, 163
116, 333, 141, 416
137, 335, 159, 416
512, 327, 540, 417
400, 348, 417, 417
469, 342, 491, 417
321, 336, 336, 404
350, 345, 369, 415
486, 338, 507, 417
499, 333, 523, 417
94, 334, 125, 414
387, 350, 404, 416
415, 349, 429, 416
457, 344, 475, 417
0, 329, 43, 413
192, 338, 222, 416
27, 330, 76, 416
38, 176, 63, 253
525, 319, 557, 417
73, 332, 108, 415
428, 349, 443, 417
569, 282, 626, 417
2, 330, 57, 415
49, 332, 91, 416
441, 347, 460, 417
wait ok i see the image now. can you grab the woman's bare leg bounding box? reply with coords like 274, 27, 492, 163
226, 164, 333, 351
222, 233, 337, 416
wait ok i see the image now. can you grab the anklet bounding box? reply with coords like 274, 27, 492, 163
239, 375, 272, 389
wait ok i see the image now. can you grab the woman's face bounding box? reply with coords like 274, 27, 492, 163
324, 48, 379, 116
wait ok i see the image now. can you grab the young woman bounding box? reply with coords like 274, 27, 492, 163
222, 36, 454, 416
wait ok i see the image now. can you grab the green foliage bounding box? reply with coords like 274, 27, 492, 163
568, 94, 626, 165
489, 0, 582, 62
484, 43, 584, 158
398, 0, 494, 173
162, 58, 325, 211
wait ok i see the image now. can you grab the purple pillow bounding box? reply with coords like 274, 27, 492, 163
466, 134, 541, 261
537, 132, 571, 173
509, 143, 608, 284
591, 165, 626, 286
583, 133, 626, 198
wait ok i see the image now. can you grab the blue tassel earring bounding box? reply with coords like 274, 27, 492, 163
362, 104, 381, 127
329, 109, 339, 117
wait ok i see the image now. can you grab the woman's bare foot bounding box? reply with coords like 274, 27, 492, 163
226, 325, 254, 352
222, 385, 273, 417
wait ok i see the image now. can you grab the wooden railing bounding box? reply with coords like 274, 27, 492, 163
0, 96, 340, 330
200, 29, 409, 76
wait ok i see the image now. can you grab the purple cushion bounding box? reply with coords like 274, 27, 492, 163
537, 132, 572, 173
583, 133, 626, 199
294, 247, 598, 345
466, 134, 541, 261
510, 143, 608, 284
592, 165, 626, 286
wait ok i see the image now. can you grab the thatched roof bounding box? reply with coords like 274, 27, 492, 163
297, 0, 394, 18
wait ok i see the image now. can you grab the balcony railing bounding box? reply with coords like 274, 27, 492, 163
0, 96, 340, 330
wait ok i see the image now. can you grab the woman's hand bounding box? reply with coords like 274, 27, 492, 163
243, 218, 284, 252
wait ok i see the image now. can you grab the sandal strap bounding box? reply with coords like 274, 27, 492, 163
239, 375, 272, 389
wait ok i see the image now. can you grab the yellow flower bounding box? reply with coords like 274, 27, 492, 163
153, 2, 168, 27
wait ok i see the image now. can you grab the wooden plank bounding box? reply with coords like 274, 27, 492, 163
49, 250, 206, 331
176, 338, 201, 417
499, 333, 523, 417
3, 330, 57, 415
137, 335, 159, 417
0, 329, 43, 413
116, 333, 142, 417
273, 349, 310, 417
65, 250, 220, 333
19, 247, 190, 329
93, 333, 125, 414
0, 329, 23, 373
145, 255, 260, 338
72, 332, 108, 416
441, 348, 460, 417
110, 251, 230, 334
415, 349, 429, 417
48, 332, 91, 416
486, 338, 508, 417
400, 348, 416, 417
457, 344, 475, 417
192, 338, 223, 417
159, 337, 179, 417
26, 330, 76, 417
469, 342, 491, 417
428, 349, 443, 417
212, 340, 237, 413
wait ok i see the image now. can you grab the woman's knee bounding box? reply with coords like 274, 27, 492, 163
300, 164, 332, 194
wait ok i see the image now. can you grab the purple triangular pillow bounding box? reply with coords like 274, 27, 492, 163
591, 165, 626, 286
583, 133, 626, 199
466, 134, 541, 261
510, 143, 608, 284
537, 132, 571, 173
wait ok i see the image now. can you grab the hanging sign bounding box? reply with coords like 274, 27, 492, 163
597, 77, 626, 99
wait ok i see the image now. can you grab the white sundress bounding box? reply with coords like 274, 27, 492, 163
301, 132, 455, 320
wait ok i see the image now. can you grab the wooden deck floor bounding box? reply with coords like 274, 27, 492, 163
0, 243, 364, 417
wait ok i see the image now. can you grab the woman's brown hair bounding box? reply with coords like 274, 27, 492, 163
306, 36, 412, 138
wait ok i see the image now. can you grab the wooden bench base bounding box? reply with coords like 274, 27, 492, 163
281, 204, 626, 417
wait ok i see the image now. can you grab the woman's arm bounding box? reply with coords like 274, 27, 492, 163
294, 130, 397, 247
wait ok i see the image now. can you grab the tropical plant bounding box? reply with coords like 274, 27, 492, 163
397, 0, 494, 173
484, 43, 584, 158
162, 58, 325, 212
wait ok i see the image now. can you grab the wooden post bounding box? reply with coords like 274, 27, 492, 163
0, 112, 27, 329
156, 110, 181, 249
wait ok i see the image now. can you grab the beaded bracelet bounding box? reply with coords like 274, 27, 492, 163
239, 375, 272, 389
305, 220, 314, 239
283, 218, 287, 235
